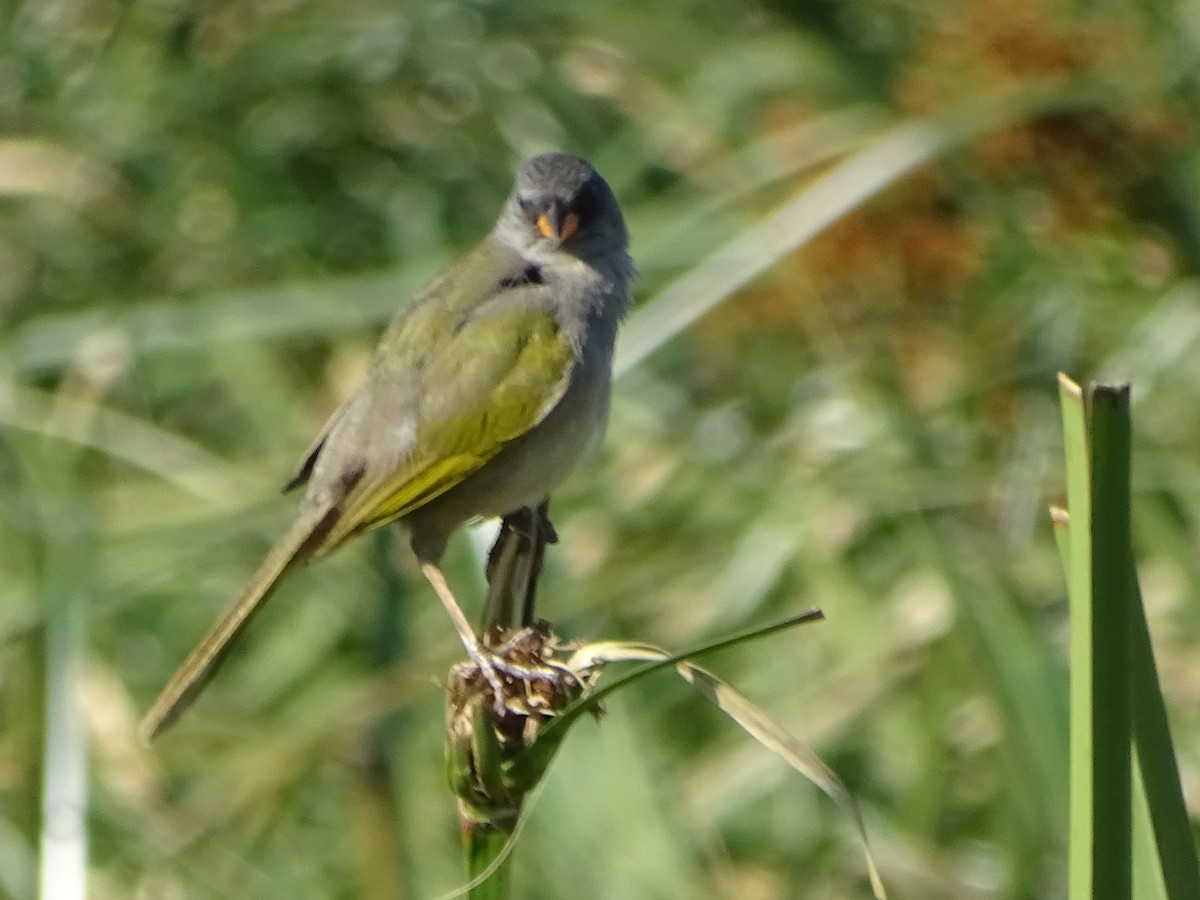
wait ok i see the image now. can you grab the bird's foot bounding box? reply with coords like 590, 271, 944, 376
458, 624, 583, 718
458, 639, 510, 716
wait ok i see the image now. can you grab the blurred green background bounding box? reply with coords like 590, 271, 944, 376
3, 0, 1200, 897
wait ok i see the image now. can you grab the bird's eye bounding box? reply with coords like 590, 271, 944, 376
517, 197, 540, 220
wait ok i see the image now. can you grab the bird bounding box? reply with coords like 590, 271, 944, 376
139, 153, 633, 743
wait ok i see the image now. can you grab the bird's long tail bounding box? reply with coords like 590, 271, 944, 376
138, 502, 339, 744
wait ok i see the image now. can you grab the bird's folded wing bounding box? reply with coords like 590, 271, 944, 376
315, 303, 574, 552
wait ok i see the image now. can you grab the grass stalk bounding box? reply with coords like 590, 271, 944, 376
1056, 375, 1200, 900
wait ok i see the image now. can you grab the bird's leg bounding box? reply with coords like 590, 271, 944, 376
483, 501, 559, 634
521, 499, 557, 625
419, 561, 508, 713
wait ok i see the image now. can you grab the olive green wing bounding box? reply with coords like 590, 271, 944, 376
313, 301, 574, 553
282, 241, 517, 496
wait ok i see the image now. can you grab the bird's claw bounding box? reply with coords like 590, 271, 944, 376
457, 625, 585, 718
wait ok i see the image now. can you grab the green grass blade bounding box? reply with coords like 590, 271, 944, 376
1060, 376, 1200, 900
1086, 383, 1134, 899
1061, 374, 1095, 900
1133, 763, 1170, 900
676, 664, 886, 898
506, 610, 825, 786
1059, 374, 1103, 900
1128, 570, 1200, 899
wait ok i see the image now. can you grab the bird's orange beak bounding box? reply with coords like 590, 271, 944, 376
536, 202, 580, 244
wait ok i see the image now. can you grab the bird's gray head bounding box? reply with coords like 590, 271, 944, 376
495, 153, 629, 263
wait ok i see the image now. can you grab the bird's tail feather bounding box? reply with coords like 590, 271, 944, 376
138, 502, 339, 744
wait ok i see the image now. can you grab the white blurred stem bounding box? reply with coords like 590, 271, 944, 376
39, 367, 106, 900
40, 587, 88, 900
